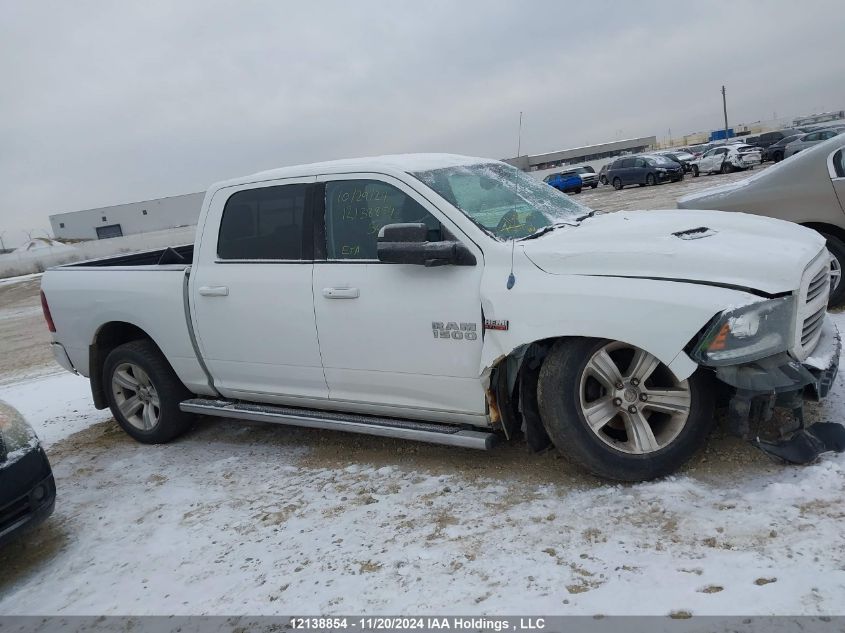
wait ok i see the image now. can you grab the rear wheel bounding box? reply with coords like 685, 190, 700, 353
821, 233, 845, 308
773, 151, 784, 162
691, 165, 699, 177
646, 173, 656, 186
104, 340, 194, 443
591, 183, 598, 189
612, 178, 623, 190
537, 338, 715, 481
575, 187, 582, 194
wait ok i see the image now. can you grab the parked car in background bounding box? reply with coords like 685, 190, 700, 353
757, 129, 800, 151
566, 166, 599, 189
598, 162, 611, 185
763, 134, 804, 163
678, 134, 845, 306
685, 144, 714, 159
785, 128, 843, 158
543, 171, 583, 194
691, 144, 761, 176
657, 151, 695, 172
606, 155, 684, 189
0, 401, 56, 547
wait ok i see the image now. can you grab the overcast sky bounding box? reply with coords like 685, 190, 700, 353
1, 0, 844, 246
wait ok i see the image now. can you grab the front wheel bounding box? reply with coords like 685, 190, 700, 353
591, 183, 598, 189
537, 338, 714, 481
691, 165, 699, 177
720, 162, 732, 174
646, 173, 656, 186
104, 340, 195, 443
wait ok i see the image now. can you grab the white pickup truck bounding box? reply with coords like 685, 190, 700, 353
40, 154, 844, 480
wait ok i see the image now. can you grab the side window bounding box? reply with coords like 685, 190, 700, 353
324, 180, 441, 260
805, 133, 819, 142
834, 150, 845, 178
217, 184, 309, 260
716, 148, 728, 155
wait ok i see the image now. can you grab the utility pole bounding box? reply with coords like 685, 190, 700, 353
722, 85, 730, 141
668, 127, 672, 147
516, 111, 523, 157
0, 231, 5, 252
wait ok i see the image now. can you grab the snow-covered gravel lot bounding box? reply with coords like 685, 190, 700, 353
1, 232, 844, 616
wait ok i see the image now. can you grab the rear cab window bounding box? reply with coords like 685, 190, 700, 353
217, 184, 311, 260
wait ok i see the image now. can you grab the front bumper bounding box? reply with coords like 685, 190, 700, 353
0, 445, 56, 547
715, 318, 844, 463
657, 170, 683, 182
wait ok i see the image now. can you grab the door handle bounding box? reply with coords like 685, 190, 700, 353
322, 287, 360, 299
198, 285, 229, 297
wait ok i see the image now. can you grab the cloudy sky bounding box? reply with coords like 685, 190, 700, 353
1, 0, 844, 246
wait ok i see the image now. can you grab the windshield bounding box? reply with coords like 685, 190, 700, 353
411, 162, 592, 240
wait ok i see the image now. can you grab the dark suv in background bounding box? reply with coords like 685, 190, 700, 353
606, 155, 683, 189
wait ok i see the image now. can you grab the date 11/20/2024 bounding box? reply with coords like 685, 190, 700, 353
290, 616, 547, 630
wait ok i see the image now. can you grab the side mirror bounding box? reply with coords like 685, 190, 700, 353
377, 223, 476, 267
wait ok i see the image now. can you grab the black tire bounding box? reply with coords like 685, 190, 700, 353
575, 187, 582, 194
773, 151, 783, 162
692, 165, 699, 177
591, 183, 598, 189
821, 233, 845, 308
646, 173, 656, 186
103, 339, 194, 444
537, 337, 715, 481
720, 162, 732, 174
612, 178, 623, 190
599, 175, 607, 185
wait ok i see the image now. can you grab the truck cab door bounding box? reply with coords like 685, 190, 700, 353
311, 173, 487, 424
189, 177, 329, 403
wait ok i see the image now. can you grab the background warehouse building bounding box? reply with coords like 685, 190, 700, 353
49, 191, 204, 240
503, 136, 657, 172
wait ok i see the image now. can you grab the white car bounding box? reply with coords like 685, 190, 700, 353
691, 144, 762, 176
40, 154, 843, 481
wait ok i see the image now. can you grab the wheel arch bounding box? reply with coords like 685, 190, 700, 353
89, 321, 169, 409
800, 222, 845, 244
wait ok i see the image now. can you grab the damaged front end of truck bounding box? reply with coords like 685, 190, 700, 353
689, 295, 845, 463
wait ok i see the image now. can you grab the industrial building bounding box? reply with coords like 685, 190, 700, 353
503, 136, 656, 172
49, 191, 204, 240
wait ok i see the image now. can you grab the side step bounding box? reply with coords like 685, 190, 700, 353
180, 398, 497, 450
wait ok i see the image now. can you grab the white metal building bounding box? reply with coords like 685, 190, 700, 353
49, 192, 204, 240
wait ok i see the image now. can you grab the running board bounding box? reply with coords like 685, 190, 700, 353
180, 398, 497, 450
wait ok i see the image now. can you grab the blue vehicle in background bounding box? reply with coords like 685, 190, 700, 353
543, 171, 583, 194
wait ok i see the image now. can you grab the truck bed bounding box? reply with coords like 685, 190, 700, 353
62, 244, 194, 269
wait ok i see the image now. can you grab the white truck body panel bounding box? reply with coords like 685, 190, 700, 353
41, 153, 830, 433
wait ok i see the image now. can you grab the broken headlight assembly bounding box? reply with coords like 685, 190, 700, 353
691, 296, 795, 366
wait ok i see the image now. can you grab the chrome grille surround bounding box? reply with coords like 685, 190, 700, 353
793, 250, 832, 361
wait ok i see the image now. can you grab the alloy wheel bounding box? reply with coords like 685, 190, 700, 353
111, 362, 161, 431
578, 342, 691, 455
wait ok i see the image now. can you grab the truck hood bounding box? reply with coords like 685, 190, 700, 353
521, 209, 825, 295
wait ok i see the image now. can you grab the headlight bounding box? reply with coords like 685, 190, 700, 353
657, 168, 667, 173
690, 296, 795, 366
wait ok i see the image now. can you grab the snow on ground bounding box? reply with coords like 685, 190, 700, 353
0, 272, 42, 287
0, 372, 112, 447
0, 291, 844, 616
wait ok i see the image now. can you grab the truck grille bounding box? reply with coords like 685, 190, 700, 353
794, 254, 831, 360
